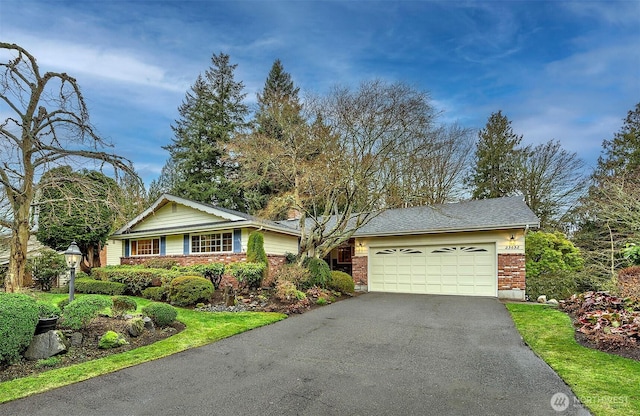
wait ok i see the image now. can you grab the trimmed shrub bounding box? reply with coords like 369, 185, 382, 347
111, 296, 138, 318
274, 263, 311, 289
75, 277, 126, 295
228, 262, 266, 289
142, 302, 177, 327
37, 302, 61, 318
169, 275, 214, 306
618, 266, 640, 298
92, 265, 183, 295
302, 257, 331, 289
328, 271, 355, 294
98, 331, 129, 349
0, 293, 39, 365
142, 286, 168, 301
60, 295, 111, 330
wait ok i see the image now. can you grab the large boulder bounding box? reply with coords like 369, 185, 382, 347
24, 330, 68, 360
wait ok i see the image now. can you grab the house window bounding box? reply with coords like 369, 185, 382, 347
191, 232, 233, 253
338, 246, 354, 263
131, 239, 160, 256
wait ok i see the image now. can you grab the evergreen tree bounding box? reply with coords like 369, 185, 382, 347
571, 102, 640, 282
36, 167, 120, 271
467, 111, 523, 199
147, 158, 182, 203
163, 53, 248, 209
594, 102, 640, 181
242, 59, 304, 216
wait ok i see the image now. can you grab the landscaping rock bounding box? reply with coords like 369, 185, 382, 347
143, 316, 154, 329
24, 330, 68, 360
126, 317, 145, 337
537, 295, 547, 303
546, 299, 559, 306
70, 332, 83, 347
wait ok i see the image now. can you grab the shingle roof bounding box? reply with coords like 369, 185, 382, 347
353, 196, 540, 236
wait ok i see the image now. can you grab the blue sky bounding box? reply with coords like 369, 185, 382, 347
1, 0, 639, 187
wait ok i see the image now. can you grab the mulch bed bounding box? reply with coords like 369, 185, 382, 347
573, 329, 640, 362
0, 316, 185, 383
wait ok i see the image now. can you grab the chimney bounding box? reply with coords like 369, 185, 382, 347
287, 208, 301, 220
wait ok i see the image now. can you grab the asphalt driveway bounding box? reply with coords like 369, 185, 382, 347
1, 293, 589, 415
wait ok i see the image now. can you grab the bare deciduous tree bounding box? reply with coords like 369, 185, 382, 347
385, 123, 474, 207
0, 43, 138, 292
235, 80, 440, 260
518, 140, 587, 229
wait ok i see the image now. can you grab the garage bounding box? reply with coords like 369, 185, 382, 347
368, 243, 496, 296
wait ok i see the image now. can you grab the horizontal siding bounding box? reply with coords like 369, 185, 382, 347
105, 239, 122, 266
262, 230, 299, 255
166, 235, 184, 256
131, 202, 228, 232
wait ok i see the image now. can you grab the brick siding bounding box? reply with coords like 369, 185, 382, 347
352, 256, 368, 286
120, 254, 286, 288
497, 253, 526, 291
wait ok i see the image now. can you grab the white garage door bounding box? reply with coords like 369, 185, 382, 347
369, 244, 496, 296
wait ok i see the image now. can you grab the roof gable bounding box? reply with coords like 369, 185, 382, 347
114, 194, 249, 235
112, 194, 300, 237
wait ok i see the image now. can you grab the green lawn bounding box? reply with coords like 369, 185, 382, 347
0, 293, 286, 404
506, 303, 640, 416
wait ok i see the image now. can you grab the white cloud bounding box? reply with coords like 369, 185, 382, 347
8, 34, 189, 93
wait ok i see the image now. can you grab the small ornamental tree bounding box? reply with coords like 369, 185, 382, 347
247, 231, 268, 281
26, 248, 67, 291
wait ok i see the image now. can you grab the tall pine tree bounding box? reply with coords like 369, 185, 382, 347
162, 52, 248, 209
242, 59, 305, 217
467, 111, 523, 199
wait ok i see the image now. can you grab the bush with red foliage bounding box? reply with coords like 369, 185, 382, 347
560, 291, 640, 351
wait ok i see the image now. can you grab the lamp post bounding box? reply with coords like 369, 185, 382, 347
64, 241, 81, 302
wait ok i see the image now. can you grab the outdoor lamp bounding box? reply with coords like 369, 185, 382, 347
508, 234, 517, 248
64, 241, 81, 302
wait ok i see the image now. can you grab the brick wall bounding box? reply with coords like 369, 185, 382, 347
120, 253, 286, 283
352, 256, 368, 286
497, 253, 526, 291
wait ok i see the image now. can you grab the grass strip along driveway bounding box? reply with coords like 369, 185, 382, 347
507, 303, 640, 416
0, 294, 285, 404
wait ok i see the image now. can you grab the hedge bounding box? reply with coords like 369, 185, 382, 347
91, 266, 183, 295
75, 278, 126, 295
